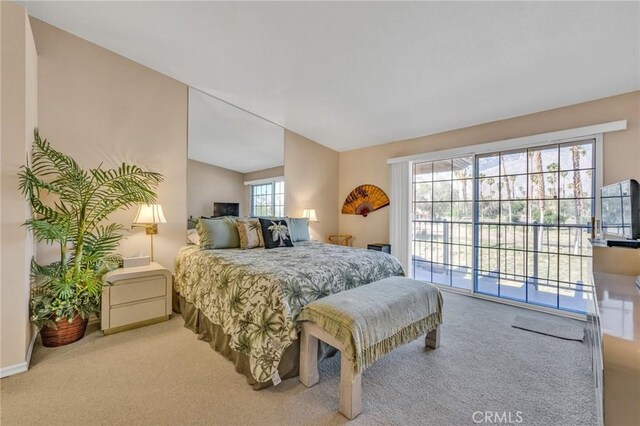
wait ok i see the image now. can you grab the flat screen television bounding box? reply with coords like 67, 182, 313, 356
213, 202, 239, 218
601, 179, 640, 240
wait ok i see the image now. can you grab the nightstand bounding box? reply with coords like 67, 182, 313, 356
367, 243, 391, 254
101, 262, 173, 335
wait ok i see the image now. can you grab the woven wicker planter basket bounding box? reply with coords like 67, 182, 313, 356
40, 315, 88, 347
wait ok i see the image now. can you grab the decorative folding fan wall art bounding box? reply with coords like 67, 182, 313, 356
341, 184, 390, 217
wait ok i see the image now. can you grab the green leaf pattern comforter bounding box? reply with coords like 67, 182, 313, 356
174, 241, 404, 382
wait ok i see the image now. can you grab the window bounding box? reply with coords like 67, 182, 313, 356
411, 139, 597, 314
475, 140, 595, 313
250, 180, 284, 217
412, 156, 474, 290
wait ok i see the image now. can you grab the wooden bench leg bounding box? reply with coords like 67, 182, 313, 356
300, 322, 362, 419
299, 323, 319, 387
425, 326, 441, 349
339, 355, 362, 420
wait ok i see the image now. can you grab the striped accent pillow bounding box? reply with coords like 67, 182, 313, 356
236, 218, 264, 249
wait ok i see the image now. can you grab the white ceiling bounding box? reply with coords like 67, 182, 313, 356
188, 88, 283, 173
23, 1, 640, 152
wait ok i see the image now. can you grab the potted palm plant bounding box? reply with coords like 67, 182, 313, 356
19, 131, 163, 347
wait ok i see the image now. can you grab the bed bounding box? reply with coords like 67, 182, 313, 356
173, 241, 404, 388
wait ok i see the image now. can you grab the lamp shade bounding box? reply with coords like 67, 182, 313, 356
133, 204, 167, 224
302, 208, 318, 222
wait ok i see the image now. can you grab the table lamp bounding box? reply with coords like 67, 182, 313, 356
302, 208, 318, 222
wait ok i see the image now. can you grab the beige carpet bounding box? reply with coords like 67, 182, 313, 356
0, 292, 596, 426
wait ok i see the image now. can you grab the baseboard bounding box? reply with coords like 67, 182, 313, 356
0, 328, 37, 379
26, 325, 37, 366
0, 361, 28, 379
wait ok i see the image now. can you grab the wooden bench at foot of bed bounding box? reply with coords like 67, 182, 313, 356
297, 277, 443, 420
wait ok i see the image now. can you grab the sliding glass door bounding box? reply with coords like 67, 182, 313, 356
412, 157, 474, 290
411, 139, 596, 313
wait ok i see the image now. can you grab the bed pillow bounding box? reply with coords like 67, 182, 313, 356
253, 216, 287, 221
187, 228, 200, 245
236, 218, 264, 249
259, 218, 294, 249
287, 217, 310, 242
196, 216, 240, 249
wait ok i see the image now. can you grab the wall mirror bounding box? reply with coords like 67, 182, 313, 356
187, 88, 285, 221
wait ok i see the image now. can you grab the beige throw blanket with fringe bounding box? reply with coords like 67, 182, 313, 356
298, 277, 443, 374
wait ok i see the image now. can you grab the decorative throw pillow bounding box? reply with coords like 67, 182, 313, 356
259, 218, 294, 249
196, 216, 240, 249
287, 217, 310, 242
236, 218, 264, 249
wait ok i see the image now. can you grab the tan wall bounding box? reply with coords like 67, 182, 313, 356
284, 130, 339, 241
339, 91, 640, 248
242, 165, 284, 216
187, 159, 244, 218
30, 19, 188, 271
244, 165, 284, 182
0, 2, 38, 372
